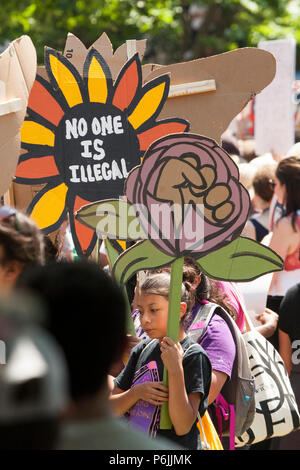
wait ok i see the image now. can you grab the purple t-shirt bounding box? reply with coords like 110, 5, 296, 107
198, 313, 236, 378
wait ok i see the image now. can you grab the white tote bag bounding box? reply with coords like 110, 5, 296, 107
235, 312, 300, 447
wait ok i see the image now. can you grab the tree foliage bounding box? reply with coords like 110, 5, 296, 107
0, 0, 299, 66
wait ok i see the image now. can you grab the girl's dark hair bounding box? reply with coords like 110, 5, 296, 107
43, 235, 58, 263
208, 279, 237, 321
276, 156, 300, 231
184, 257, 237, 321
0, 211, 44, 267
140, 273, 194, 327
148, 257, 237, 321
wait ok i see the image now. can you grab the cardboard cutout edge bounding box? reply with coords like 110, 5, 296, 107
0, 35, 37, 196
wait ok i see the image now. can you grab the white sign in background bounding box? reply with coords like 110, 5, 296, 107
237, 273, 273, 327
255, 38, 296, 157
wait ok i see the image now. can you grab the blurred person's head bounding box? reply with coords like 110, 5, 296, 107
221, 133, 240, 158
43, 235, 58, 263
0, 207, 44, 291
0, 294, 67, 449
238, 163, 256, 201
274, 156, 300, 229
16, 261, 127, 408
286, 142, 300, 158
239, 139, 256, 162
251, 164, 276, 211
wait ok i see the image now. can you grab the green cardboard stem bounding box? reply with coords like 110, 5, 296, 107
104, 237, 119, 271
124, 286, 136, 337
160, 256, 184, 430
104, 238, 136, 337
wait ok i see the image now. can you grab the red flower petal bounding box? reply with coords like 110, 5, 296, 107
28, 79, 64, 126
72, 195, 97, 255
112, 57, 140, 111
137, 120, 189, 151
15, 155, 59, 179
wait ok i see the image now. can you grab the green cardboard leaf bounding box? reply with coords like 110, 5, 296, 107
196, 236, 283, 281
103, 238, 120, 271
75, 199, 146, 240
113, 240, 175, 285
103, 238, 136, 336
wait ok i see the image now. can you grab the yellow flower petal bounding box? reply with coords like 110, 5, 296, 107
31, 183, 68, 230
21, 121, 55, 147
88, 56, 108, 103
117, 240, 127, 252
128, 82, 166, 130
49, 54, 83, 108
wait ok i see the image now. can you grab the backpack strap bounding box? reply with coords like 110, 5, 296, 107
136, 339, 199, 370
135, 339, 157, 370
188, 302, 219, 344
215, 394, 236, 450
183, 343, 199, 357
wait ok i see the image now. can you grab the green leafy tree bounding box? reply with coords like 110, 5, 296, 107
0, 0, 299, 66
182, 0, 300, 65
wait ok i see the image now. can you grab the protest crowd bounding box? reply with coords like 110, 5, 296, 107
0, 127, 299, 451
0, 25, 300, 454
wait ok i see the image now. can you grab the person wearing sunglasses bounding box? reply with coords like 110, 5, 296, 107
0, 206, 44, 291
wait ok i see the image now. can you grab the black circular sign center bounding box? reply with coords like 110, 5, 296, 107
54, 102, 140, 201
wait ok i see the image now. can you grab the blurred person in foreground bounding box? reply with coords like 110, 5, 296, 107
16, 261, 180, 450
0, 294, 68, 449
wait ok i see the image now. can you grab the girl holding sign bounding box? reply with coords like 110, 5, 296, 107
110, 273, 211, 450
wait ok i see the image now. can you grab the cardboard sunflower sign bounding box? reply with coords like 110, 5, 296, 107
14, 44, 189, 256
13, 33, 277, 258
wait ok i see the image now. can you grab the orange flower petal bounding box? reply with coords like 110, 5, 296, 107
112, 56, 140, 111
137, 120, 189, 151
28, 78, 64, 126
15, 155, 59, 180
71, 195, 97, 255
